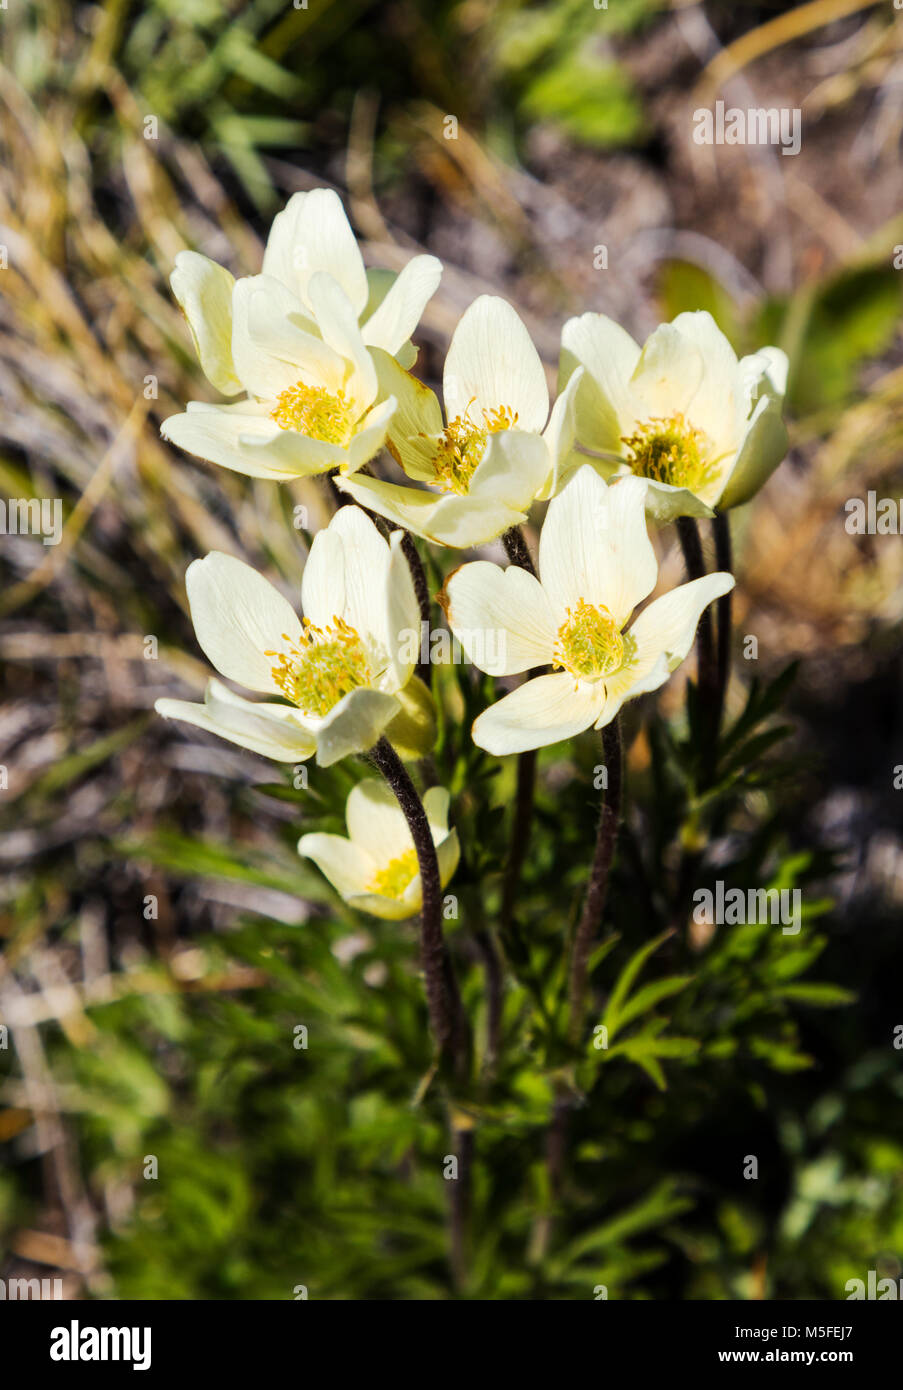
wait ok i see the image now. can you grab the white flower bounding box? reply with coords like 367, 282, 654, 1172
261, 189, 441, 367
155, 506, 426, 767
440, 466, 734, 755
162, 188, 442, 481
298, 779, 459, 921
560, 309, 788, 522
335, 295, 584, 547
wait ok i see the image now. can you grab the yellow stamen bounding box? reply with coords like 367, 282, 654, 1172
431, 401, 518, 495
554, 599, 627, 681
265, 617, 371, 717
370, 847, 419, 899
622, 411, 716, 493
271, 381, 354, 445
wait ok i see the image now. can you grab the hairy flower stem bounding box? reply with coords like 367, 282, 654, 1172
712, 510, 732, 739
369, 737, 470, 1080
499, 525, 540, 940
532, 722, 623, 1269
568, 717, 623, 1042
399, 531, 433, 687
676, 516, 718, 770
501, 525, 536, 576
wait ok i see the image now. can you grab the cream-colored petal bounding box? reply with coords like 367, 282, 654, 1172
247, 427, 347, 478
472, 672, 603, 755
629, 323, 705, 419
641, 478, 717, 525
537, 366, 583, 501
435, 827, 460, 893
628, 572, 734, 674
422, 785, 452, 839
559, 312, 640, 453
444, 295, 548, 433
466, 427, 550, 512
308, 686, 401, 767
300, 527, 345, 628
333, 474, 443, 541
322, 505, 397, 665
719, 348, 789, 510
171, 251, 242, 396
382, 530, 421, 689
336, 447, 533, 544
245, 275, 347, 393
186, 552, 303, 695
361, 255, 442, 356
539, 467, 656, 628
345, 891, 421, 921
345, 777, 415, 862
231, 277, 310, 399
667, 310, 739, 450
443, 561, 556, 675
263, 188, 369, 316
307, 271, 377, 410
591, 652, 672, 730
155, 679, 315, 762
297, 832, 375, 900
164, 401, 346, 480
719, 401, 787, 511
422, 493, 529, 547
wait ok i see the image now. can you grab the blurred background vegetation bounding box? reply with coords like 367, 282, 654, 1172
1, 0, 902, 1299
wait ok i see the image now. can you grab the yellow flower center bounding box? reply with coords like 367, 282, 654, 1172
265, 617, 371, 717
432, 402, 518, 495
271, 381, 354, 445
621, 411, 716, 493
554, 599, 627, 680
370, 847, 419, 900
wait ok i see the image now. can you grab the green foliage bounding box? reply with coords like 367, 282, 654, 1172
3, 617, 883, 1300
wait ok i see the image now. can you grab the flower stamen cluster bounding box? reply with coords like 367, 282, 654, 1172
431, 402, 519, 495
266, 617, 372, 716
621, 412, 715, 493
553, 599, 627, 682
270, 381, 355, 444
369, 847, 419, 899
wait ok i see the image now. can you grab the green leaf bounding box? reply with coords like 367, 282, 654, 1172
602, 929, 674, 1038
609, 975, 693, 1033
658, 261, 741, 347
775, 983, 855, 1008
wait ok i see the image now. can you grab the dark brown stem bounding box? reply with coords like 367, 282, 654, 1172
399, 530, 433, 686
568, 717, 623, 1042
676, 516, 717, 700
369, 737, 469, 1078
501, 525, 536, 576
676, 515, 719, 777
498, 525, 540, 938
712, 510, 732, 739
